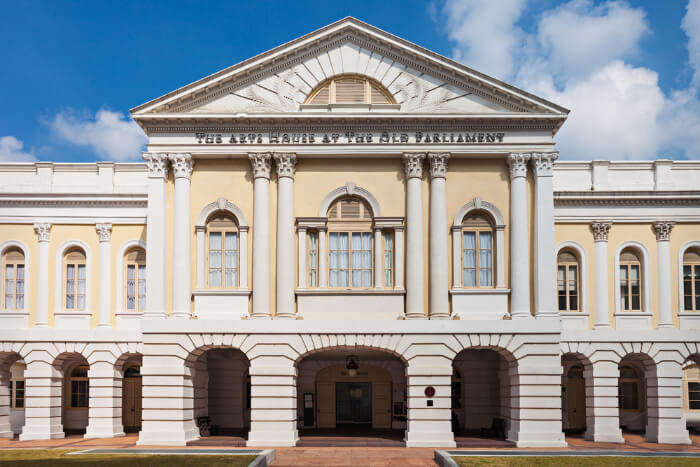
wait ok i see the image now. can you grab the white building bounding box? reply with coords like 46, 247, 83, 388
0, 18, 698, 447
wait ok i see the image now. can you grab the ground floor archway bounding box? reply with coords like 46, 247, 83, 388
296, 349, 406, 446
562, 353, 590, 433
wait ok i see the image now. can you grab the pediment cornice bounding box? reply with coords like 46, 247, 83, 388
131, 18, 568, 118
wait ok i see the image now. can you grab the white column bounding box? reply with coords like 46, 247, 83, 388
531, 152, 558, 319
297, 226, 307, 289
428, 153, 450, 319
84, 358, 124, 438
645, 360, 691, 444
508, 153, 531, 319
591, 221, 612, 329
249, 153, 272, 318
374, 227, 384, 288
273, 153, 297, 319
143, 153, 169, 318
585, 359, 624, 442
318, 227, 328, 288
169, 153, 194, 319
95, 223, 112, 328
19, 358, 64, 440
654, 221, 676, 329
403, 153, 426, 319
33, 223, 51, 327
404, 358, 455, 447
394, 226, 404, 290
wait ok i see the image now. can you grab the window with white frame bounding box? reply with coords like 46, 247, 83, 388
10, 365, 24, 410
69, 365, 89, 409
308, 230, 318, 288
683, 248, 700, 312
557, 250, 579, 312
124, 248, 146, 312
461, 212, 494, 288
384, 231, 393, 288
2, 248, 25, 310
64, 248, 86, 310
207, 213, 239, 288
686, 364, 700, 411
619, 248, 642, 311
327, 197, 373, 288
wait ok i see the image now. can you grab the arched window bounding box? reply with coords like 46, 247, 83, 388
2, 248, 25, 310
557, 250, 579, 312
683, 248, 700, 311
64, 248, 86, 310
306, 75, 394, 105
618, 365, 642, 411
619, 248, 642, 311
327, 197, 373, 288
207, 212, 239, 288
461, 212, 494, 288
124, 248, 146, 312
69, 365, 89, 409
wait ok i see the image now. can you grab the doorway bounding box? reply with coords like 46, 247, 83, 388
336, 382, 371, 425
122, 365, 142, 432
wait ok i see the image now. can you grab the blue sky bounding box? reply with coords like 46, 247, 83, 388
1, 0, 698, 162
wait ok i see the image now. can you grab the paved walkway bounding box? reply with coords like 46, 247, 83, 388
0, 432, 698, 466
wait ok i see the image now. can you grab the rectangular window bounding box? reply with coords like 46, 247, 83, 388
384, 232, 393, 287
329, 231, 372, 288
689, 382, 700, 410
138, 265, 146, 311
568, 265, 578, 311
208, 232, 222, 287
462, 232, 476, 287
12, 380, 24, 409
4, 264, 14, 309
685, 265, 693, 310
308, 231, 318, 287
71, 380, 89, 408
478, 231, 493, 287
224, 232, 238, 287
126, 265, 136, 310
557, 266, 566, 311
620, 264, 641, 311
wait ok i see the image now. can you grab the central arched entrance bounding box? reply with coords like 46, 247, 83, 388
296, 349, 406, 446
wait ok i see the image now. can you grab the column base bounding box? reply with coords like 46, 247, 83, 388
19, 427, 65, 441
584, 428, 625, 443
405, 314, 427, 320
137, 428, 199, 446
247, 429, 299, 447
646, 430, 691, 445
429, 314, 450, 320
274, 314, 296, 320
0, 429, 14, 438
510, 312, 532, 320
84, 425, 126, 439
507, 430, 567, 448
404, 430, 456, 448
535, 311, 559, 320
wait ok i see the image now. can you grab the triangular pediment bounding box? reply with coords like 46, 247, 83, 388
131, 18, 568, 117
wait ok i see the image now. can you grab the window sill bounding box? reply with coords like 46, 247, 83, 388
192, 289, 252, 297
449, 288, 510, 295
115, 311, 144, 317
614, 311, 652, 316
55, 310, 91, 316
0, 310, 29, 316
559, 311, 589, 315
296, 288, 405, 296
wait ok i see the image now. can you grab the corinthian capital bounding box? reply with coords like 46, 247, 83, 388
143, 153, 169, 179
591, 221, 612, 242
531, 152, 558, 177
33, 222, 51, 242
273, 153, 297, 179
249, 152, 272, 180
403, 153, 426, 179
508, 153, 530, 179
427, 152, 450, 179
169, 153, 194, 179
653, 221, 675, 241
95, 223, 112, 242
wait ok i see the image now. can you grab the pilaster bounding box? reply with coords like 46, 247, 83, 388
33, 222, 51, 327
584, 359, 624, 443
19, 359, 64, 440
84, 359, 125, 438
653, 221, 676, 329
591, 221, 612, 329
95, 223, 112, 328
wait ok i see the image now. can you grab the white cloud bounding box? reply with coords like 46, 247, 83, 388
0, 136, 36, 162
438, 0, 700, 160
442, 0, 527, 80
535, 0, 649, 82
682, 0, 700, 86
50, 109, 147, 161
